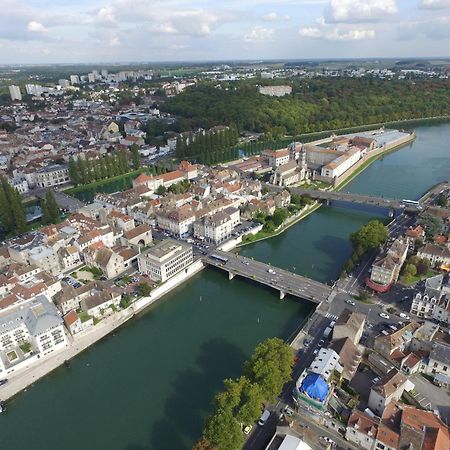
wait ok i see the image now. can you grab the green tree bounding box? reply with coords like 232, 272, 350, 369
203, 409, 243, 450
437, 194, 448, 207
137, 283, 152, 297
403, 263, 417, 278
350, 220, 388, 253
45, 190, 61, 223
68, 157, 79, 186
418, 213, 443, 238
244, 337, 293, 403
131, 144, 141, 170
155, 185, 166, 195
272, 208, 289, 227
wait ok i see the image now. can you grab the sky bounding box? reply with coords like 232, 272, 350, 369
1, 0, 450, 64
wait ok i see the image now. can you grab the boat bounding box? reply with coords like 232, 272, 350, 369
0, 379, 8, 386
0, 401, 6, 413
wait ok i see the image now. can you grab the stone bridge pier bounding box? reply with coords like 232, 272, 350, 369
228, 271, 235, 280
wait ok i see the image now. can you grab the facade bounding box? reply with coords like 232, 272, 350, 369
321, 148, 361, 179
308, 348, 342, 381
138, 239, 193, 282
417, 243, 450, 267
264, 149, 290, 168
31, 165, 70, 188
258, 85, 292, 97
410, 275, 450, 324
9, 85, 22, 101
156, 205, 196, 238
0, 296, 67, 375
193, 207, 240, 244
82, 247, 126, 279
424, 342, 450, 378
369, 238, 409, 290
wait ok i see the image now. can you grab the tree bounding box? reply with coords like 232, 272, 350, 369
43, 190, 61, 223
350, 220, 388, 254
191, 437, 216, 450
203, 409, 243, 450
137, 283, 152, 297
403, 263, 417, 278
155, 185, 166, 195
416, 258, 430, 275
272, 208, 289, 227
0, 177, 26, 234
418, 213, 443, 238
437, 194, 448, 207
68, 157, 79, 186
244, 337, 293, 403
131, 144, 141, 170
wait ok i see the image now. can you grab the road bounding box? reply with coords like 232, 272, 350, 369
204, 250, 332, 303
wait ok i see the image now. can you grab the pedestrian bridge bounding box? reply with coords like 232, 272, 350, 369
203, 250, 332, 303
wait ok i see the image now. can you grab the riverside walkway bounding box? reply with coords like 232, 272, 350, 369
204, 250, 333, 303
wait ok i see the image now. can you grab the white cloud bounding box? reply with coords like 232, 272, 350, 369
325, 0, 398, 23
262, 12, 290, 21
97, 7, 117, 25
299, 26, 375, 40
27, 21, 48, 33
419, 0, 450, 8
244, 26, 274, 42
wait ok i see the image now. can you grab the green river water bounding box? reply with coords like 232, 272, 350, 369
0, 123, 449, 450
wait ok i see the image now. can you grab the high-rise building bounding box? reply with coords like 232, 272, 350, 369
9, 85, 22, 101
58, 79, 70, 88
25, 84, 45, 96
70, 75, 80, 85
87, 72, 96, 83
101, 69, 108, 78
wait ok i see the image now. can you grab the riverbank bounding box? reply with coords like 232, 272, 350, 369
1, 259, 206, 401
237, 202, 322, 248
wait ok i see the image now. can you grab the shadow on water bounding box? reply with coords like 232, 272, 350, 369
125, 338, 247, 450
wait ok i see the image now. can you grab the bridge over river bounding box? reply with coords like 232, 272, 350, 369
267, 184, 420, 212
204, 250, 333, 303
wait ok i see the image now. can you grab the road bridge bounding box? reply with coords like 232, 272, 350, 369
203, 250, 332, 303
33, 189, 86, 212
266, 184, 420, 213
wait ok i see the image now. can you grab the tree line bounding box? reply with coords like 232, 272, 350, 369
164, 78, 450, 137
0, 176, 26, 235
68, 147, 140, 187
193, 338, 294, 450
175, 126, 239, 165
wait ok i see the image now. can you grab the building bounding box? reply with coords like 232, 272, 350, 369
329, 337, 362, 381
424, 342, 450, 378
193, 207, 240, 244
69, 75, 80, 85
80, 289, 121, 318
411, 275, 450, 325
368, 238, 409, 292
156, 205, 196, 238
122, 224, 153, 247
332, 308, 365, 345
31, 165, 70, 188
9, 85, 22, 101
63, 310, 82, 335
137, 239, 193, 282
0, 296, 67, 375
263, 149, 290, 168
368, 368, 408, 416
417, 243, 450, 267
308, 348, 342, 381
258, 85, 292, 97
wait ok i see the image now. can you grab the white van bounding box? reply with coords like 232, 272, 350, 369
258, 409, 270, 426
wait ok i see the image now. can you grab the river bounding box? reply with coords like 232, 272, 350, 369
0, 123, 449, 450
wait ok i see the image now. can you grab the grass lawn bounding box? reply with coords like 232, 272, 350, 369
401, 270, 436, 286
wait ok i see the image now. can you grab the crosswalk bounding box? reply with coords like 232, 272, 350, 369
325, 313, 338, 321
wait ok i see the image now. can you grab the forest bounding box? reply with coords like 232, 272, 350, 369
164, 78, 450, 137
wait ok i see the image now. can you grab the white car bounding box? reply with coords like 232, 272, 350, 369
267, 268, 276, 274
346, 299, 356, 306
399, 312, 410, 320
379, 312, 390, 319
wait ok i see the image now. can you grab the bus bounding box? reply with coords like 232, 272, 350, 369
401, 199, 420, 207
210, 254, 228, 264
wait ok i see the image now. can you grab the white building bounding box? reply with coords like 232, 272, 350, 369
70, 75, 80, 85
410, 275, 450, 325
308, 348, 342, 381
156, 206, 196, 238
321, 148, 361, 179
9, 85, 22, 101
193, 207, 240, 244
138, 239, 193, 282
263, 149, 290, 168
258, 85, 292, 97
0, 296, 67, 375
31, 165, 70, 188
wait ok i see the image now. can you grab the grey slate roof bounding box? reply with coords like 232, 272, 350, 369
430, 342, 450, 366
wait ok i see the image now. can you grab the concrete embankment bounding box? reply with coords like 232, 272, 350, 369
1, 260, 206, 401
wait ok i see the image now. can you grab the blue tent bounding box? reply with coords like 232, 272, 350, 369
300, 373, 329, 402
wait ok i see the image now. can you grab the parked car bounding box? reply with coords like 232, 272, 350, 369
379, 312, 390, 319
282, 406, 294, 416
399, 312, 410, 320
243, 425, 252, 435
345, 299, 356, 306
372, 376, 380, 384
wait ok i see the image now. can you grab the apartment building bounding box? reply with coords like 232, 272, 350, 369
138, 239, 193, 282
263, 149, 290, 168
156, 205, 196, 238
31, 164, 70, 188
410, 275, 450, 325
332, 308, 365, 345
193, 207, 240, 244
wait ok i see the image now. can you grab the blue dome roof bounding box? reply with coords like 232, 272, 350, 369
300, 373, 329, 402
